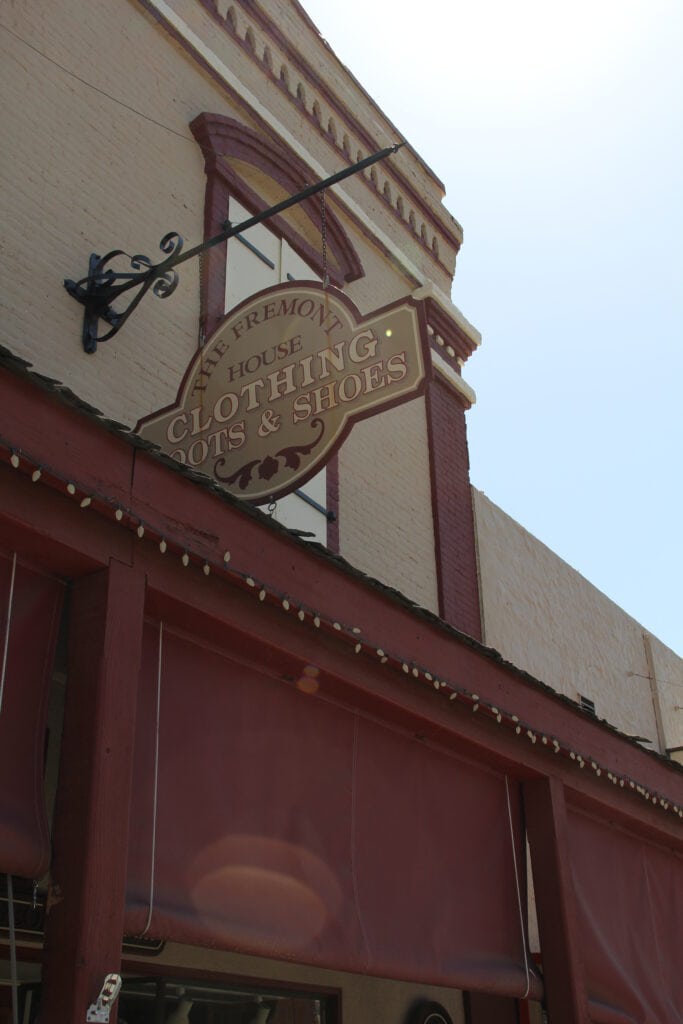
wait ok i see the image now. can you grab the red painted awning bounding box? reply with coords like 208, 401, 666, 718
0, 551, 63, 879
125, 622, 541, 997
568, 805, 683, 1024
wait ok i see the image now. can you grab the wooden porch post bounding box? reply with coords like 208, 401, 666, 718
523, 776, 589, 1024
41, 561, 146, 1023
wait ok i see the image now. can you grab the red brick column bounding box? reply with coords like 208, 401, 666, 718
425, 373, 482, 640
40, 561, 146, 1024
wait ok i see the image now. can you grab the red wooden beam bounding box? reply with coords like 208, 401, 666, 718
41, 561, 146, 1024
1, 364, 681, 842
524, 776, 589, 1024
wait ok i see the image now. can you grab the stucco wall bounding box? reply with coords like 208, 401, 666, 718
473, 489, 682, 751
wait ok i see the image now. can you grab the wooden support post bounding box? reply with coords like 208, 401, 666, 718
523, 777, 589, 1024
41, 561, 146, 1023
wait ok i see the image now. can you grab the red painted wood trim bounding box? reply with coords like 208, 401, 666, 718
2, 459, 680, 851
1, 366, 682, 841
425, 373, 482, 640
41, 562, 146, 1023
199, 155, 230, 343
425, 295, 479, 363
524, 777, 590, 1024
517, 1000, 531, 1023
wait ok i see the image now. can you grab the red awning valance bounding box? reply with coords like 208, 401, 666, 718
0, 552, 63, 878
126, 623, 540, 998
568, 805, 683, 1024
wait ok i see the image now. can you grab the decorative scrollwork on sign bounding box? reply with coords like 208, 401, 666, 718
64, 232, 184, 353
215, 418, 326, 492
151, 232, 183, 298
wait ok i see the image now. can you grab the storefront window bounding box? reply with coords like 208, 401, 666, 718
13, 975, 337, 1024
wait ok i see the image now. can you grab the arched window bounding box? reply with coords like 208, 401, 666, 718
190, 113, 363, 340
190, 114, 363, 545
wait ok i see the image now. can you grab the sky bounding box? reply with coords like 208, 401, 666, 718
302, 0, 683, 655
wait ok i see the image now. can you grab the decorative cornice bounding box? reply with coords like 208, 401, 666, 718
431, 349, 476, 407
196, 0, 463, 273
412, 282, 481, 369
141, 0, 475, 298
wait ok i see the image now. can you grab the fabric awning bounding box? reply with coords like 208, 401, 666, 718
126, 622, 540, 997
0, 552, 63, 879
568, 805, 683, 1024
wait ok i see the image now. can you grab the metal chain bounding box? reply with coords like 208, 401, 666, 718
198, 249, 206, 346
320, 190, 329, 289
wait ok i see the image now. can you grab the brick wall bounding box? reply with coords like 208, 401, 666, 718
473, 489, 682, 748
338, 394, 440, 614
1, 0, 453, 612
1, 0, 232, 422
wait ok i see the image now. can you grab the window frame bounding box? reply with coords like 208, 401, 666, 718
190, 113, 365, 551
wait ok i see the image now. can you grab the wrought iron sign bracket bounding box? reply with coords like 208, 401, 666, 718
65, 142, 404, 354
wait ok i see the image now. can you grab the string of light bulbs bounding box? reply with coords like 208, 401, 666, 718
2, 438, 681, 821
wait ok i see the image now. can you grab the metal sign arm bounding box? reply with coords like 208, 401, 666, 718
64, 142, 405, 354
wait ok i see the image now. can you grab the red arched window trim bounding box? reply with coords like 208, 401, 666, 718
190, 113, 364, 341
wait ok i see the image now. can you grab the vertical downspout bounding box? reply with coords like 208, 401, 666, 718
471, 489, 487, 646
642, 631, 667, 754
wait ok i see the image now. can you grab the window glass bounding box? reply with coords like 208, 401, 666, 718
225, 199, 329, 544
15, 975, 336, 1024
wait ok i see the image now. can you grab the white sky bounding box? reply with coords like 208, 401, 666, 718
303, 0, 683, 655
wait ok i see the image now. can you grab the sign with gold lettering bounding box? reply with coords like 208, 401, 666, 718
136, 282, 429, 502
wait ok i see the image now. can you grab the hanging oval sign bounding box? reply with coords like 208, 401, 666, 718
136, 281, 429, 503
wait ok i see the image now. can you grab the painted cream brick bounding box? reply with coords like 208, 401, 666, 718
128, 942, 466, 1024
1, 0, 244, 423
339, 208, 421, 309
339, 395, 439, 615
474, 489, 682, 749
2, 0, 440, 610
332, 219, 439, 608
2, 1, 449, 415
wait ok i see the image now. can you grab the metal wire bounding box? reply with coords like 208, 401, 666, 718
6, 874, 19, 1024
320, 190, 329, 289
0, 552, 17, 717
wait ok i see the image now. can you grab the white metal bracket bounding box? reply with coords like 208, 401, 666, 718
86, 974, 122, 1023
